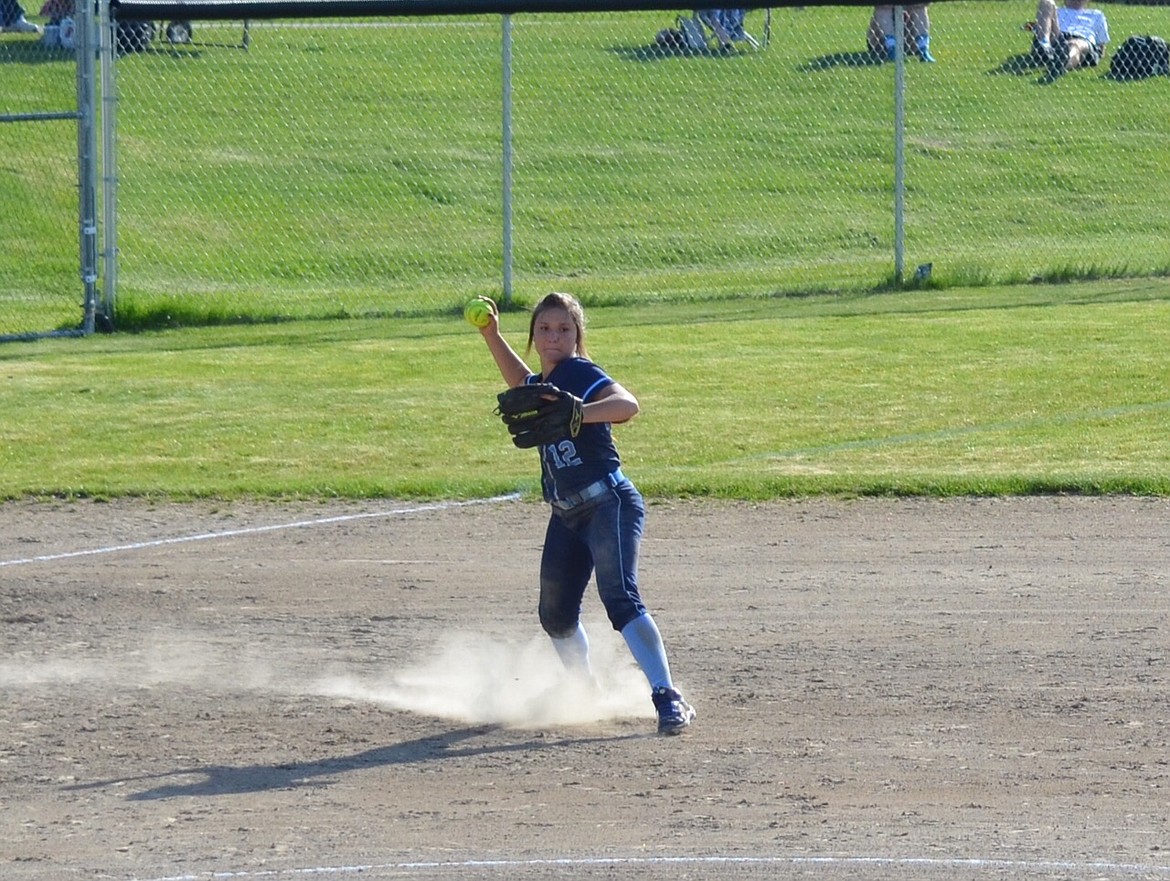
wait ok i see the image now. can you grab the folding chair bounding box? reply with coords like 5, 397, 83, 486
685, 8, 771, 51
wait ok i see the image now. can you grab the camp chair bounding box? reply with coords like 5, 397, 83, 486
684, 8, 771, 51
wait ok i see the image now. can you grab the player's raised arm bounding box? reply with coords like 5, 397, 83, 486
466, 296, 531, 388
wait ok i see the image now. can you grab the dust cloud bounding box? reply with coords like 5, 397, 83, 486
1, 623, 653, 729
314, 625, 653, 728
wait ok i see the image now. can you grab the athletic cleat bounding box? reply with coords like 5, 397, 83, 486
1046, 45, 1067, 78
1037, 40, 1067, 78
1031, 38, 1054, 66
3, 15, 42, 34
652, 686, 695, 735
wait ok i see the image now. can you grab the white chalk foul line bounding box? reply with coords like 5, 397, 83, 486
128, 854, 1170, 881
0, 494, 521, 569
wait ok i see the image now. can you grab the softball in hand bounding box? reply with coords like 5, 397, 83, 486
464, 298, 494, 328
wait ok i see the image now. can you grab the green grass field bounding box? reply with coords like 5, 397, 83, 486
4, 5, 1170, 336
2, 278, 1168, 500
3, 7, 1168, 501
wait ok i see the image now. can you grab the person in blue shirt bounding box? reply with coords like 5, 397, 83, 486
471, 291, 695, 735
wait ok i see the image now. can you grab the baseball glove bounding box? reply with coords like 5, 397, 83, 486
495, 383, 584, 449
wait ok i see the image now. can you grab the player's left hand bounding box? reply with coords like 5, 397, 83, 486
495, 383, 584, 449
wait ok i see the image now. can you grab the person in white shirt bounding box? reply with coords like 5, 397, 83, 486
1032, 0, 1109, 76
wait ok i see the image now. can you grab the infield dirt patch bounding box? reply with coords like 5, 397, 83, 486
2, 496, 1168, 880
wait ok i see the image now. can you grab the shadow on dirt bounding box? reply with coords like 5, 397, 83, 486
64, 724, 646, 800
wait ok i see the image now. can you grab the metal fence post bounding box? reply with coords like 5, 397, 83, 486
501, 14, 514, 306
98, 0, 118, 329
892, 4, 906, 285
76, 0, 99, 333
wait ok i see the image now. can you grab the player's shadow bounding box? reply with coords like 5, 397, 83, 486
0, 42, 76, 66
988, 51, 1096, 84
62, 724, 644, 800
608, 43, 742, 63
798, 50, 885, 70
989, 52, 1045, 76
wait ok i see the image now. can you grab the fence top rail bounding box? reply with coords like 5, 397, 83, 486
111, 0, 916, 22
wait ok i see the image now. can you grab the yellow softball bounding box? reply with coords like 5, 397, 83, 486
464, 298, 493, 328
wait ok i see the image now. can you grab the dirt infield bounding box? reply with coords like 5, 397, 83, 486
2, 496, 1169, 881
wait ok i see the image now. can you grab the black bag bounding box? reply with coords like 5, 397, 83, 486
1109, 35, 1170, 80
655, 27, 686, 53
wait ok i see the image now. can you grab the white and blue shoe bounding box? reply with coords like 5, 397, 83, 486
652, 686, 696, 735
3, 15, 42, 34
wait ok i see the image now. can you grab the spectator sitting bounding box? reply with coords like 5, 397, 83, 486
1031, 0, 1109, 76
867, 5, 935, 63
1, 0, 42, 34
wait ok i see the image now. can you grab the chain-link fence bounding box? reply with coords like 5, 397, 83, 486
4, 2, 1170, 334
0, 1, 89, 339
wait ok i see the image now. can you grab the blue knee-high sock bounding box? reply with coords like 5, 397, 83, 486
620, 614, 672, 691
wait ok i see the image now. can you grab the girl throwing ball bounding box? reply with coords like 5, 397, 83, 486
471, 292, 695, 735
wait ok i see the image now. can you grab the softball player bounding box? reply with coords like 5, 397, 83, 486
473, 291, 695, 735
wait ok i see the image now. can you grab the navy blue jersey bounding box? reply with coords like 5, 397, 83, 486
529, 357, 623, 502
